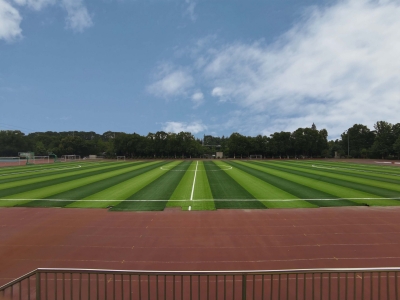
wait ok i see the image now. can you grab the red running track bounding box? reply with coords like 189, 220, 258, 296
1, 206, 400, 286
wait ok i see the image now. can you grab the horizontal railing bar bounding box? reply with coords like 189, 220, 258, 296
0, 270, 37, 291
34, 267, 400, 276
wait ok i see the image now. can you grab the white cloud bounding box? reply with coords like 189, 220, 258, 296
61, 0, 93, 32
191, 91, 204, 107
0, 0, 22, 42
160, 0, 400, 138
0, 0, 92, 41
148, 64, 194, 98
13, 0, 55, 11
184, 0, 196, 21
163, 121, 207, 134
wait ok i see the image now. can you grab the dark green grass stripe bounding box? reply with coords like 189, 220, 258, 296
21, 161, 168, 207
0, 162, 128, 184
204, 161, 265, 209
252, 161, 400, 199
277, 161, 400, 184
285, 160, 400, 175
229, 161, 360, 207
111, 161, 191, 211
0, 162, 149, 199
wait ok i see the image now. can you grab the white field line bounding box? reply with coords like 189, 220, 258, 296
312, 165, 400, 177
1, 197, 400, 202
0, 165, 82, 177
190, 161, 199, 201
188, 206, 191, 211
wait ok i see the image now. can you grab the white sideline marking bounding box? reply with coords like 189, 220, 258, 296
312, 165, 400, 177
190, 161, 198, 201
0, 165, 82, 177
1, 197, 400, 202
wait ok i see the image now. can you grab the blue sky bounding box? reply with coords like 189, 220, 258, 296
1, 0, 399, 139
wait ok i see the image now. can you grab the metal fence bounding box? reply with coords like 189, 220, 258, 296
1, 268, 399, 300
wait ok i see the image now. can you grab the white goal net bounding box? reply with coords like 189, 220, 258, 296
0, 157, 21, 166
117, 156, 126, 161
61, 155, 80, 161
34, 156, 50, 164
249, 155, 263, 159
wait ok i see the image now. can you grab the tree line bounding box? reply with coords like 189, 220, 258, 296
0, 121, 399, 159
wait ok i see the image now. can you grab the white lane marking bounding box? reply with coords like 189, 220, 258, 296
1, 197, 400, 202
190, 161, 198, 201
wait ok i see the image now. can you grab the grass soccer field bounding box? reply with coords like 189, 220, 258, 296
0, 160, 399, 211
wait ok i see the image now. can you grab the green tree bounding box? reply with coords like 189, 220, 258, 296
372, 121, 394, 158
393, 136, 400, 159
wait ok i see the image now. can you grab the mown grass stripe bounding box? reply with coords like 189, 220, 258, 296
21, 161, 167, 208
278, 161, 400, 184
0, 161, 144, 193
0, 161, 159, 207
213, 161, 315, 209
190, 161, 215, 210
111, 161, 191, 211
67, 161, 183, 209
168, 161, 215, 211
204, 161, 265, 209
0, 162, 124, 184
253, 161, 400, 204
285, 160, 400, 176
167, 161, 197, 210
232, 161, 360, 207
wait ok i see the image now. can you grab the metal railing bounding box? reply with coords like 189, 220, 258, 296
0, 268, 399, 299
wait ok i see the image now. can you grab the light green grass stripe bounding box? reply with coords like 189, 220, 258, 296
0, 161, 140, 191
167, 161, 215, 211
257, 161, 400, 194
279, 161, 400, 182
68, 161, 182, 208
237, 161, 384, 204
213, 161, 313, 208
285, 160, 400, 175
0, 161, 160, 206
191, 161, 215, 211
167, 161, 197, 210
0, 162, 123, 182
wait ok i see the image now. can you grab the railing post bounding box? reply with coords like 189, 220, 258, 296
36, 272, 41, 300
242, 274, 247, 300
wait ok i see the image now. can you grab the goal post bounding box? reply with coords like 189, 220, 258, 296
18, 152, 35, 165
117, 156, 126, 161
249, 155, 263, 159
61, 155, 80, 162
0, 157, 21, 166
34, 156, 50, 164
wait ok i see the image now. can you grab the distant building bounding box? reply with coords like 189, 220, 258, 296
311, 123, 317, 130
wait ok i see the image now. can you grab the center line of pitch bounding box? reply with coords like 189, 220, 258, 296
190, 161, 199, 201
